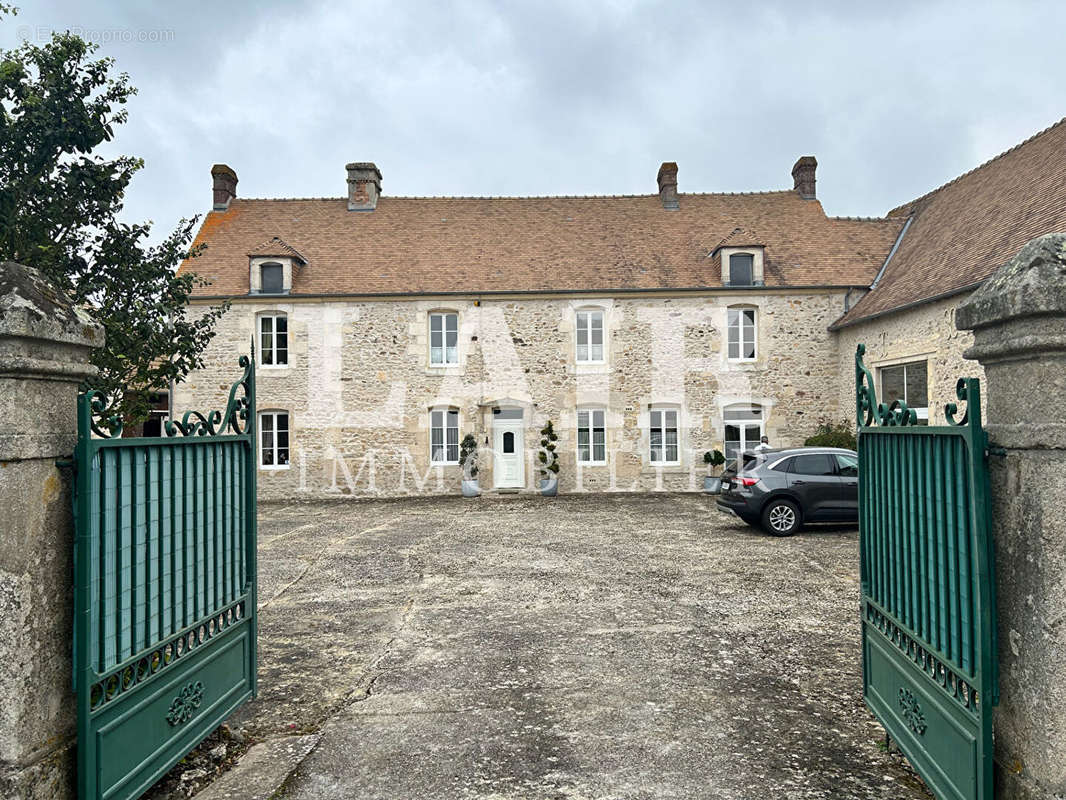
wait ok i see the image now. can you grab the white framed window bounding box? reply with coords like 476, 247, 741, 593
259, 313, 288, 367
259, 411, 290, 469
880, 360, 929, 423
724, 404, 764, 460
649, 407, 679, 465
576, 309, 605, 364
577, 408, 606, 465
727, 307, 757, 361
430, 408, 460, 464
429, 312, 459, 366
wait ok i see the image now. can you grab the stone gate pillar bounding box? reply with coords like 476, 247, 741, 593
956, 233, 1066, 800
0, 262, 103, 798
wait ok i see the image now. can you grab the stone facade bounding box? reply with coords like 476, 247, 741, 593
175, 290, 848, 499
833, 294, 987, 426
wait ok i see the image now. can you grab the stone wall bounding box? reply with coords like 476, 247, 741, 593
175, 291, 848, 498
833, 294, 986, 425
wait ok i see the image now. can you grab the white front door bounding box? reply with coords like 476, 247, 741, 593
493, 421, 525, 488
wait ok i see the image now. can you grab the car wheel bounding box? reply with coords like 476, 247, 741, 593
762, 499, 801, 536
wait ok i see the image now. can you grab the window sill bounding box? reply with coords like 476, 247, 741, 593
426, 365, 463, 376
575, 362, 610, 375
430, 461, 460, 467
259, 365, 290, 371
260, 465, 290, 471
643, 464, 684, 473
577, 461, 608, 467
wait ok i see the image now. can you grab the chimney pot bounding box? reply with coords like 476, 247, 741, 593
347, 162, 382, 211
657, 162, 679, 210
211, 164, 238, 210
792, 156, 817, 199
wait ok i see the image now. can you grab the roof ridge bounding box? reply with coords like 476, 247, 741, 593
887, 115, 1066, 216
231, 188, 798, 203
828, 215, 895, 222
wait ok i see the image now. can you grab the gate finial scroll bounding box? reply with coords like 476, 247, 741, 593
855, 344, 919, 427
164, 354, 254, 437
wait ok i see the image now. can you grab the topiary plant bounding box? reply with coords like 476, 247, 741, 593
703, 449, 726, 475
538, 420, 559, 481
804, 420, 857, 450
459, 433, 479, 479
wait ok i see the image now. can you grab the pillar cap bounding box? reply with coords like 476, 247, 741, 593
956, 233, 1066, 332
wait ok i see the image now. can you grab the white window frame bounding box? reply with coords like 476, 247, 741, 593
648, 406, 680, 466
577, 407, 607, 465
723, 404, 764, 460
259, 312, 289, 368
258, 411, 290, 470
429, 311, 460, 367
879, 360, 929, 422
430, 407, 460, 465
727, 306, 757, 362
575, 308, 606, 364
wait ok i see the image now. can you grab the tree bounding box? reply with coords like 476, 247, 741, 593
0, 10, 227, 424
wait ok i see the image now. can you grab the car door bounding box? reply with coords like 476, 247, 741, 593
834, 452, 859, 518
786, 453, 843, 520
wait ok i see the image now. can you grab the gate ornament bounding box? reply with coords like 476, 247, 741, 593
165, 682, 205, 726
897, 688, 927, 736
165, 354, 254, 437
855, 343, 918, 427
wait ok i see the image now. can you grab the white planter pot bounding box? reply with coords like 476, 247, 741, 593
461, 479, 480, 498
704, 476, 722, 494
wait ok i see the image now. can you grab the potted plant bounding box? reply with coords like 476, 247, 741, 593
459, 433, 480, 497
703, 449, 726, 493
537, 420, 560, 496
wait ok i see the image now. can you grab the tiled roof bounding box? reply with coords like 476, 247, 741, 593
246, 236, 308, 264
180, 190, 902, 297
833, 117, 1066, 328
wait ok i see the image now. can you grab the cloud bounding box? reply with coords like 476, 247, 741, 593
5, 0, 1065, 245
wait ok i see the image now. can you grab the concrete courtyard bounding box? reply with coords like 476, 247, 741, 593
222, 494, 930, 799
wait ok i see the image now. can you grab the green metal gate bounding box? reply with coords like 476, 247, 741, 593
855, 344, 997, 800
73, 355, 257, 800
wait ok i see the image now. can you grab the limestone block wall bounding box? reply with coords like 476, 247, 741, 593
833, 295, 987, 426
174, 291, 848, 499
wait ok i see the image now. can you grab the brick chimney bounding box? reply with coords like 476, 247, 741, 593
211, 164, 238, 210
347, 162, 382, 211
657, 162, 679, 210
792, 156, 817, 199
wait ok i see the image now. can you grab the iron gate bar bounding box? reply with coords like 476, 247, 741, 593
855, 344, 996, 800
74, 354, 257, 800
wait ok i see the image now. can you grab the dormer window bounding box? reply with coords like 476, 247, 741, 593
728, 254, 754, 286
247, 237, 307, 295
260, 262, 284, 294
714, 243, 765, 287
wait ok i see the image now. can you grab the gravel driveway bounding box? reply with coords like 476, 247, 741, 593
225, 494, 930, 799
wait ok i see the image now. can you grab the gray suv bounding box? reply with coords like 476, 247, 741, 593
715, 447, 859, 536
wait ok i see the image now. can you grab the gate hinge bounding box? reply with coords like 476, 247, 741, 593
54, 458, 74, 469
985, 445, 1007, 458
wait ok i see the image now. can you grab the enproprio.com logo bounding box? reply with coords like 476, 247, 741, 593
17, 25, 175, 44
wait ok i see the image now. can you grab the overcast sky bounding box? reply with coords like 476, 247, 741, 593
6, 1, 1066, 243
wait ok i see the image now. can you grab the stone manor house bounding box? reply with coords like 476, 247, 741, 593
174, 119, 1066, 499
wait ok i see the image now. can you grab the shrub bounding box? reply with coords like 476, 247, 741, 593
459, 433, 479, 479
702, 449, 726, 474
539, 421, 559, 479
804, 420, 857, 450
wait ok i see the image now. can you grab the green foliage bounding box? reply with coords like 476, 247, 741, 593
702, 449, 725, 473
459, 433, 479, 479
0, 21, 227, 424
538, 420, 559, 478
804, 420, 858, 450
